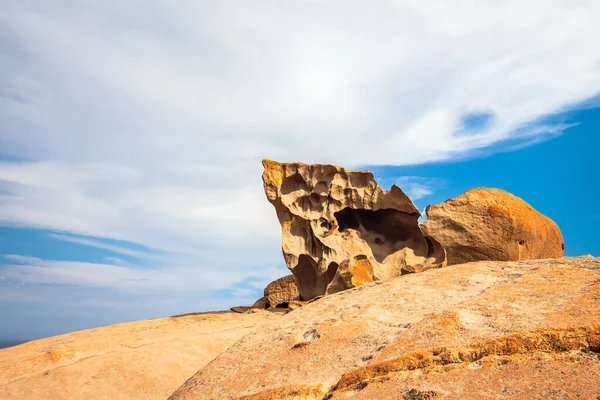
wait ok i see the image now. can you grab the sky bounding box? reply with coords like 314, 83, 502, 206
1, 1, 599, 342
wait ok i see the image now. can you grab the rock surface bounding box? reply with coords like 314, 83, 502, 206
0, 311, 280, 400
263, 274, 300, 308
421, 188, 564, 265
169, 256, 600, 400
262, 159, 446, 300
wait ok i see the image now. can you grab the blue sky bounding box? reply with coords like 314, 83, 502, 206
1, 1, 600, 341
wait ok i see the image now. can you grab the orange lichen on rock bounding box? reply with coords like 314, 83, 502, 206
261, 159, 286, 189
235, 384, 326, 400
349, 258, 375, 287
326, 257, 375, 295
330, 325, 600, 396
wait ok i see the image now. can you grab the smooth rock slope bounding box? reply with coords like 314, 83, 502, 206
0, 311, 281, 400
170, 256, 600, 400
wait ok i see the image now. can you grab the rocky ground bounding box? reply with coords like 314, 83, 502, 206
1, 256, 598, 400
171, 256, 600, 400
0, 311, 281, 400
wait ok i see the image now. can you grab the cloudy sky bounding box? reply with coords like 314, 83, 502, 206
1, 0, 600, 341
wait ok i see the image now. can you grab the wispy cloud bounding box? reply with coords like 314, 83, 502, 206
394, 177, 443, 200
2, 254, 283, 293
104, 256, 130, 266
49, 233, 157, 260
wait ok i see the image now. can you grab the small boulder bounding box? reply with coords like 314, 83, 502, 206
421, 188, 564, 265
264, 275, 300, 308
325, 257, 375, 295
251, 296, 269, 309
229, 306, 252, 314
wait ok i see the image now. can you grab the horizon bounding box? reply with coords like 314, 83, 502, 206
2, 1, 600, 342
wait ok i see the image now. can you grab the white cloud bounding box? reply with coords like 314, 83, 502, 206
394, 176, 443, 200
1, 0, 599, 296
104, 257, 130, 266
2, 254, 283, 293
49, 233, 157, 260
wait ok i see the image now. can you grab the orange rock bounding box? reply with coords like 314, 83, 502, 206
421, 188, 564, 265
0, 311, 281, 400
169, 256, 600, 400
325, 257, 375, 295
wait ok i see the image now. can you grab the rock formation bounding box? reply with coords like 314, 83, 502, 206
421, 188, 564, 265
169, 256, 600, 400
263, 274, 300, 308
262, 159, 446, 300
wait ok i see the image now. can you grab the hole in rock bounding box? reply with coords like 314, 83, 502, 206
334, 208, 360, 231
333, 207, 423, 263
281, 173, 307, 195
561, 243, 565, 250
294, 193, 325, 215
326, 262, 339, 284
294, 255, 319, 300
276, 302, 289, 309
519, 240, 525, 245
424, 237, 435, 258
314, 181, 329, 194
309, 192, 322, 205
320, 218, 333, 230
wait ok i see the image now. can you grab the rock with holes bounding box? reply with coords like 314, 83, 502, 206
261, 159, 446, 300
421, 188, 564, 265
264, 275, 300, 308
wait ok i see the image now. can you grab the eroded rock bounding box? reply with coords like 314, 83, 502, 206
421, 188, 564, 265
262, 159, 446, 300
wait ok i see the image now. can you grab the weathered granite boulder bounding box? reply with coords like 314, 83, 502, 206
421, 188, 564, 265
264, 275, 300, 308
262, 159, 446, 300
